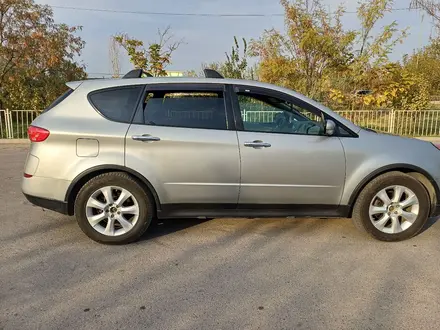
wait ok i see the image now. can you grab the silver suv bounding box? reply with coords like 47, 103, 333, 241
22, 69, 440, 244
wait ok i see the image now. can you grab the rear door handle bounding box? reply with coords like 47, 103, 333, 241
132, 134, 161, 142
244, 140, 271, 148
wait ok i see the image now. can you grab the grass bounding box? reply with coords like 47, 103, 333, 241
0, 122, 29, 139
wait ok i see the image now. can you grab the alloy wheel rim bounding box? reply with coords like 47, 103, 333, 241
369, 185, 419, 234
85, 186, 140, 236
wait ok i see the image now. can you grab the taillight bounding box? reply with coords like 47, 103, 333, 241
432, 143, 440, 150
28, 125, 50, 142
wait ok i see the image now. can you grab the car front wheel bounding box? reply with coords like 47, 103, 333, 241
352, 171, 430, 242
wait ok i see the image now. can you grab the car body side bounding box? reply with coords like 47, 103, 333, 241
22, 77, 440, 218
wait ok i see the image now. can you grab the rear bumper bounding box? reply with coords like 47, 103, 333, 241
24, 194, 69, 215
22, 176, 71, 202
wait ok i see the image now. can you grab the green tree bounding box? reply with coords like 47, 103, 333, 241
6, 61, 87, 110
357, 0, 407, 63
404, 37, 440, 95
349, 0, 408, 87
335, 64, 429, 110
250, 0, 428, 110
204, 37, 257, 79
184, 70, 199, 77
221, 37, 251, 79
114, 27, 182, 77
0, 0, 86, 109
410, 0, 440, 24
250, 0, 356, 98
327, 0, 417, 109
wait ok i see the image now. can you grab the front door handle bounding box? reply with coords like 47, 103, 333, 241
132, 134, 161, 142
244, 140, 271, 148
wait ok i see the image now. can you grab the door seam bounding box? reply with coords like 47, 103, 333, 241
236, 130, 242, 206
337, 137, 348, 206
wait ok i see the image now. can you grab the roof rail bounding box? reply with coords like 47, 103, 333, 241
123, 69, 153, 79
203, 69, 224, 79
122, 68, 224, 79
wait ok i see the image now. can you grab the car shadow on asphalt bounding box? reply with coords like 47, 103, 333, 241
420, 216, 439, 233
139, 218, 211, 241
140, 215, 440, 242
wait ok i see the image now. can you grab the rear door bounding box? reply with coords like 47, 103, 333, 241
125, 83, 240, 209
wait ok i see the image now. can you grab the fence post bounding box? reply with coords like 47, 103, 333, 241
8, 109, 13, 139
5, 109, 12, 139
388, 109, 395, 134
3, 109, 7, 138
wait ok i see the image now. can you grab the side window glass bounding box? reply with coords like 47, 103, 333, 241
142, 91, 227, 130
237, 92, 324, 135
89, 87, 143, 123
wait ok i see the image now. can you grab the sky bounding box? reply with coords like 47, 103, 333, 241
35, 0, 438, 78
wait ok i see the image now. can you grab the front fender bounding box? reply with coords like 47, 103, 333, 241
340, 131, 440, 206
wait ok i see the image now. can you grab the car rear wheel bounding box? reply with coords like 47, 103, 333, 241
74, 172, 153, 244
352, 171, 430, 242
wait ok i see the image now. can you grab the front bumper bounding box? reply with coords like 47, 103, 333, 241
24, 194, 69, 215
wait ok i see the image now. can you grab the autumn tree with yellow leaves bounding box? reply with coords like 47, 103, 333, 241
249, 0, 430, 110
0, 0, 86, 110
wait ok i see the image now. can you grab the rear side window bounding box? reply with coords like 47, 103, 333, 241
139, 90, 227, 130
43, 88, 73, 113
89, 86, 143, 123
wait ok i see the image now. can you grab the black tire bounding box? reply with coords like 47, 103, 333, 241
74, 172, 154, 244
352, 171, 430, 242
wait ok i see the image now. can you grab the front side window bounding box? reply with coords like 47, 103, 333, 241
89, 86, 143, 123
141, 90, 227, 130
237, 92, 324, 135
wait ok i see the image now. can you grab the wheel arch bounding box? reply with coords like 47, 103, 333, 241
65, 165, 161, 216
347, 163, 440, 217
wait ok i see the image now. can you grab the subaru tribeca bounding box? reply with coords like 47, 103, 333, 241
22, 69, 440, 244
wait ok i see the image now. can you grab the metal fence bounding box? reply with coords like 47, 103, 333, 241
1, 108, 440, 139
334, 110, 440, 136
243, 109, 440, 137
0, 110, 41, 139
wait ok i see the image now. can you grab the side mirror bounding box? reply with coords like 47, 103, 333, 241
325, 119, 336, 136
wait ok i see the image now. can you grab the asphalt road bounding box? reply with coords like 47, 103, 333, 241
1, 145, 440, 330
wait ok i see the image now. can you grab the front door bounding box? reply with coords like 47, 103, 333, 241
125, 84, 240, 209
232, 85, 346, 208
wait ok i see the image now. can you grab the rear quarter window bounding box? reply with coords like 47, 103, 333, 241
88, 86, 143, 123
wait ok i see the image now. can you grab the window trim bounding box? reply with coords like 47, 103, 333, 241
230, 84, 359, 138
132, 83, 236, 131
87, 85, 145, 124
